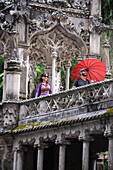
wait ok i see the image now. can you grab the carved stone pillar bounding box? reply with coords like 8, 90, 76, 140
108, 137, 113, 170
90, 0, 101, 16
79, 135, 93, 170
102, 39, 111, 79
82, 140, 90, 170
51, 51, 57, 93
35, 143, 48, 170
13, 149, 17, 170
89, 0, 101, 56
37, 147, 44, 170
59, 144, 66, 170
5, 60, 21, 101
66, 62, 71, 90
17, 148, 24, 170
56, 138, 70, 170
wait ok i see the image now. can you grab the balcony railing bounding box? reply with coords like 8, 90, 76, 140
19, 79, 113, 123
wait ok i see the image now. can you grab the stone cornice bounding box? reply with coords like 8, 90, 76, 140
29, 3, 89, 18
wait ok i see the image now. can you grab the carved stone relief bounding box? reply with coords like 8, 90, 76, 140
3, 104, 19, 127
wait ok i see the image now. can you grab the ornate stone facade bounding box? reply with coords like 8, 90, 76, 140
0, 0, 113, 170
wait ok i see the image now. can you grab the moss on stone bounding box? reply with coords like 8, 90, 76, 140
104, 108, 113, 115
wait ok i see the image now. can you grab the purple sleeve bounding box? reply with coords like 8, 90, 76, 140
35, 84, 40, 98
49, 83, 52, 94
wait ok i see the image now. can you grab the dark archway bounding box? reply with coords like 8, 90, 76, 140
23, 146, 37, 170
65, 139, 82, 170
43, 143, 59, 170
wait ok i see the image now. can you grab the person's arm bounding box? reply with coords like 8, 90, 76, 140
49, 83, 52, 94
72, 79, 78, 88
35, 84, 40, 98
72, 85, 76, 88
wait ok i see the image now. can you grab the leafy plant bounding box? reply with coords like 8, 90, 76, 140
104, 151, 108, 170
34, 61, 45, 88
102, 0, 113, 25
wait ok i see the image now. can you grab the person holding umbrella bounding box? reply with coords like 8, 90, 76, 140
72, 68, 90, 88
72, 58, 106, 88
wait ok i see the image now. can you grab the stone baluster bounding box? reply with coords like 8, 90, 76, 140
66, 61, 71, 90
51, 51, 57, 93
16, 147, 24, 170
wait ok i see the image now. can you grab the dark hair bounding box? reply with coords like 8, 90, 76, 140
39, 73, 48, 87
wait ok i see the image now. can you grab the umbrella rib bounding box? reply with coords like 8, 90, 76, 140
90, 70, 105, 81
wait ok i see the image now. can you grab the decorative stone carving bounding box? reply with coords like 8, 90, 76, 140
89, 15, 113, 34
3, 104, 19, 127
19, 79, 112, 118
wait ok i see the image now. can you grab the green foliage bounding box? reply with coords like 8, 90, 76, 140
104, 151, 108, 170
102, 0, 113, 25
0, 56, 4, 102
69, 57, 77, 88
34, 61, 45, 88
61, 57, 77, 90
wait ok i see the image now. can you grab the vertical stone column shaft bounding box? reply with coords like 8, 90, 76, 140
37, 148, 44, 170
17, 151, 24, 170
5, 60, 21, 101
66, 67, 70, 90
82, 141, 90, 170
102, 40, 111, 77
108, 137, 113, 170
51, 52, 57, 93
59, 145, 66, 170
13, 150, 17, 170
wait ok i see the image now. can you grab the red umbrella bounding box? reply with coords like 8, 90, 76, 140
72, 58, 106, 83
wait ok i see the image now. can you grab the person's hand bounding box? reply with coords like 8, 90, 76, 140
90, 80, 94, 83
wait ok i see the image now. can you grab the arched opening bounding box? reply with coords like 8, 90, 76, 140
28, 23, 87, 97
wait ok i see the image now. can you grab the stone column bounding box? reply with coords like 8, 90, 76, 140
56, 138, 70, 170
90, 0, 101, 16
79, 134, 93, 170
82, 141, 90, 170
102, 39, 111, 79
17, 149, 24, 170
5, 60, 21, 101
59, 144, 66, 170
13, 149, 17, 170
3, 61, 7, 101
37, 147, 44, 170
108, 137, 113, 170
51, 51, 57, 93
66, 62, 71, 90
89, 0, 101, 56
35, 143, 48, 170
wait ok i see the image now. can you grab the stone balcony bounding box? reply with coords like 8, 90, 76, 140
1, 78, 113, 133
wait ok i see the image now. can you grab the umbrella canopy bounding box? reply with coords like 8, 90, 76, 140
72, 58, 106, 83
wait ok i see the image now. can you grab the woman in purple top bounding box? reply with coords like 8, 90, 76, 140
35, 73, 52, 97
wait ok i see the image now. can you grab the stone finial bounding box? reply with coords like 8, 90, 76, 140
103, 39, 110, 48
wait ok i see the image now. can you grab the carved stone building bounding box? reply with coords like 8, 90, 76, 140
0, 0, 113, 170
